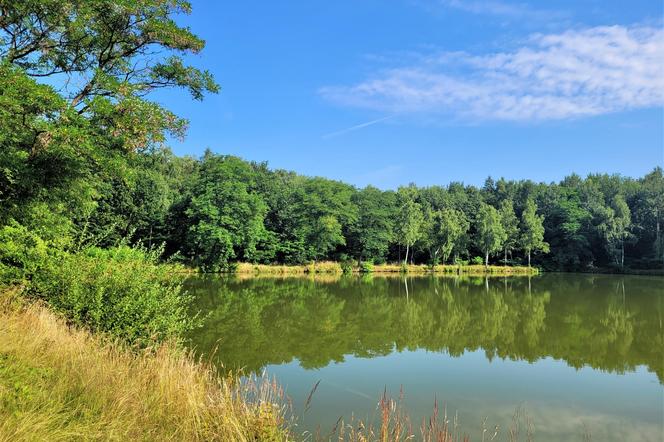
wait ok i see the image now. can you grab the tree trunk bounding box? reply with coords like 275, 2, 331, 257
621, 240, 625, 269
485, 250, 489, 267
504, 248, 507, 267
527, 250, 531, 268
404, 244, 409, 266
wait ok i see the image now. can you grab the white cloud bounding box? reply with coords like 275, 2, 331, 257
439, 0, 559, 20
320, 25, 664, 121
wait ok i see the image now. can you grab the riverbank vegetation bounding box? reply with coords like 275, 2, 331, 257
0, 288, 290, 442
234, 262, 537, 275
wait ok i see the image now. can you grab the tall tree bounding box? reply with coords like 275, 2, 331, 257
641, 168, 664, 263
598, 195, 633, 268
185, 155, 268, 271
396, 188, 424, 265
424, 208, 469, 267
348, 186, 396, 263
520, 198, 549, 267
311, 215, 345, 263
476, 203, 506, 267
499, 199, 519, 265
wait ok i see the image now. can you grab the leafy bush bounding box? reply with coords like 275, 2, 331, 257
471, 256, 484, 265
0, 221, 49, 282
340, 260, 354, 274
359, 261, 374, 273
29, 246, 196, 346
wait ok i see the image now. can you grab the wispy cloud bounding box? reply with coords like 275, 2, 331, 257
439, 0, 565, 21
320, 25, 664, 122
321, 115, 395, 139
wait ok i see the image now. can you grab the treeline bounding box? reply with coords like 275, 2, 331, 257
79, 150, 663, 272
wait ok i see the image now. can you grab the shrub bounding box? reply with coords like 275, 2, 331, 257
30, 246, 196, 346
0, 221, 49, 282
471, 256, 484, 265
359, 261, 374, 273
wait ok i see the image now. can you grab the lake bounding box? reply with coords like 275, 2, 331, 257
186, 273, 663, 441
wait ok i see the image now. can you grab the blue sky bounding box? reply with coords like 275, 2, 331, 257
157, 0, 663, 189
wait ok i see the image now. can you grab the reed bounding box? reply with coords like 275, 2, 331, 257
234, 261, 344, 275
234, 262, 537, 276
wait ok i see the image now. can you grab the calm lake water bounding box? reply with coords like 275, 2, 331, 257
186, 274, 663, 441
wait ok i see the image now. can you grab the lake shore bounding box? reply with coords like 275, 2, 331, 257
233, 261, 539, 276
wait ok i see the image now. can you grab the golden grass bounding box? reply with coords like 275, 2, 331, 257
0, 288, 291, 442
234, 262, 537, 276
234, 261, 343, 275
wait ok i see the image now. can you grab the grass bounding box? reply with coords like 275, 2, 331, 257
320, 389, 536, 442
234, 262, 537, 276
0, 287, 291, 442
234, 261, 344, 275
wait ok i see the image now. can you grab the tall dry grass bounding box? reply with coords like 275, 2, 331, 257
325, 390, 536, 442
234, 262, 536, 277
0, 288, 291, 442
234, 262, 343, 275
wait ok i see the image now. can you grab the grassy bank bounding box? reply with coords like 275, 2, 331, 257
234, 262, 538, 276
0, 288, 290, 442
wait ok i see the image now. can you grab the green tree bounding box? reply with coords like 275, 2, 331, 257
424, 208, 469, 267
185, 155, 268, 271
520, 198, 549, 267
598, 195, 633, 268
476, 203, 506, 266
499, 199, 519, 265
311, 215, 345, 263
348, 186, 396, 263
641, 168, 664, 263
396, 190, 424, 265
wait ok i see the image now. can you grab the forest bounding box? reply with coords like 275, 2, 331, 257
80, 149, 664, 272
5, 138, 662, 273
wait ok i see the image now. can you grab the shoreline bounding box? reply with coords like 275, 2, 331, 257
232, 262, 538, 276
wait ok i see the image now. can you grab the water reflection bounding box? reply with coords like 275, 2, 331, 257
187, 274, 664, 383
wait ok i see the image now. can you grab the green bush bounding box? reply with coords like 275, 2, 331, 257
340, 260, 354, 274
359, 261, 374, 273
471, 256, 484, 265
30, 246, 197, 346
0, 221, 49, 282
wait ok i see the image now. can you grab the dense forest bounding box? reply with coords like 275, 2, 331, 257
59, 148, 664, 272
6, 135, 662, 273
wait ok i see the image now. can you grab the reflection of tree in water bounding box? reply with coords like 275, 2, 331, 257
185, 274, 664, 382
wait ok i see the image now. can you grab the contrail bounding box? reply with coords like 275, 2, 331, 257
322, 115, 395, 139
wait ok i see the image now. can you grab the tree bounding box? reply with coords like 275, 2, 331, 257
641, 168, 664, 263
499, 199, 519, 265
598, 195, 633, 269
0, 0, 218, 249
185, 155, 268, 271
311, 215, 345, 263
546, 188, 593, 270
476, 203, 506, 266
0, 1, 218, 105
424, 208, 469, 267
396, 192, 424, 265
348, 186, 396, 263
520, 198, 549, 267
